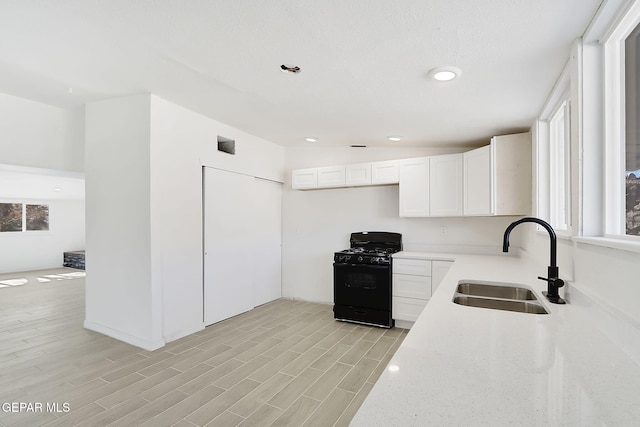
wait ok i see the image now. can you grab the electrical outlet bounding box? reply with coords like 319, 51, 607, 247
440, 227, 447, 235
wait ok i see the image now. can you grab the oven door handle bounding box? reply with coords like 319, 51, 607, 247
334, 263, 389, 269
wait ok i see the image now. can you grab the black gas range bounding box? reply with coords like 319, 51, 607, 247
333, 232, 402, 328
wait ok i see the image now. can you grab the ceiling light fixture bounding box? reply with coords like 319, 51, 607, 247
388, 136, 402, 142
428, 66, 461, 82
280, 64, 301, 74
53, 188, 61, 192
305, 137, 318, 143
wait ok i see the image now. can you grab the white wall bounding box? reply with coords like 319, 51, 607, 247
84, 93, 285, 350
149, 95, 284, 342
0, 91, 84, 172
0, 199, 85, 274
521, 205, 640, 328
84, 94, 160, 350
282, 147, 523, 303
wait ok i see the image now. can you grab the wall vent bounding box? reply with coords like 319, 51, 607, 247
217, 136, 235, 155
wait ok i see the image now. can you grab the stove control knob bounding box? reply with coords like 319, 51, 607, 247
357, 256, 363, 262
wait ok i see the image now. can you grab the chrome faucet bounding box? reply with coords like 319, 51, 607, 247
502, 217, 566, 304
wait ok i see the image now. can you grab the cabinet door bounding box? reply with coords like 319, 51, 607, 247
429, 153, 463, 217
371, 160, 399, 184
399, 157, 430, 217
291, 168, 318, 190
463, 145, 492, 215
432, 261, 453, 293
492, 133, 532, 215
346, 163, 372, 186
317, 166, 346, 188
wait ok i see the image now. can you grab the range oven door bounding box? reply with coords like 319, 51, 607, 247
333, 263, 391, 310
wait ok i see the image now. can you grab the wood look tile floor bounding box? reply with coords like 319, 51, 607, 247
0, 268, 407, 427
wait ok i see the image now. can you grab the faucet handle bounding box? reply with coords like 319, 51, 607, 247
538, 276, 566, 304
537, 276, 565, 288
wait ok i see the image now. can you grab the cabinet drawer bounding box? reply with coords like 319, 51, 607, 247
393, 258, 431, 276
392, 296, 428, 322
393, 274, 431, 299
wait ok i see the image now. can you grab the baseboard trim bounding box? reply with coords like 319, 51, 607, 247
163, 323, 205, 343
394, 319, 415, 329
84, 320, 165, 351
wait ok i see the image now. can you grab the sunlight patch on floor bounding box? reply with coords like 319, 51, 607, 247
0, 271, 85, 289
0, 278, 28, 286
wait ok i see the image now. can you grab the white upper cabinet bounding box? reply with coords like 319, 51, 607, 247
462, 132, 532, 216
429, 153, 463, 217
291, 133, 531, 217
291, 168, 318, 190
492, 132, 532, 215
317, 165, 346, 188
346, 163, 372, 186
399, 157, 430, 217
371, 160, 399, 184
463, 145, 492, 215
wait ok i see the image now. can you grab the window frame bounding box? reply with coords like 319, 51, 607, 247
602, 0, 640, 241
0, 201, 50, 233
536, 63, 573, 237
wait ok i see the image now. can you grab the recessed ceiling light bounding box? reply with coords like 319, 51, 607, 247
281, 64, 301, 74
388, 136, 402, 142
428, 66, 461, 82
53, 188, 61, 192
305, 137, 318, 143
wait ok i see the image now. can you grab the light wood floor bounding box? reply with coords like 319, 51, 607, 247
0, 268, 406, 427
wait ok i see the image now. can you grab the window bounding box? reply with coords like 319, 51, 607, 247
602, 0, 640, 241
625, 22, 640, 236
0, 203, 49, 232
0, 203, 22, 232
536, 63, 571, 234
549, 100, 571, 231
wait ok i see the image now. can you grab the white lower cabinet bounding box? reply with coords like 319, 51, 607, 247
393, 257, 454, 327
392, 258, 432, 325
432, 261, 453, 293
393, 296, 428, 323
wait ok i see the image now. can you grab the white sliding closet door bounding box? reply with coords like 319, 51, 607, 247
203, 167, 254, 325
252, 177, 282, 307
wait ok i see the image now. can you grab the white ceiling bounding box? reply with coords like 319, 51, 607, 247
0, 0, 603, 148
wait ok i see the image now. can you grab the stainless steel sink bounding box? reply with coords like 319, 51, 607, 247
453, 296, 548, 314
456, 282, 536, 300
452, 280, 548, 314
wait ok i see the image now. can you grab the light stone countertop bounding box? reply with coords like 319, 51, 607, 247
351, 251, 640, 426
